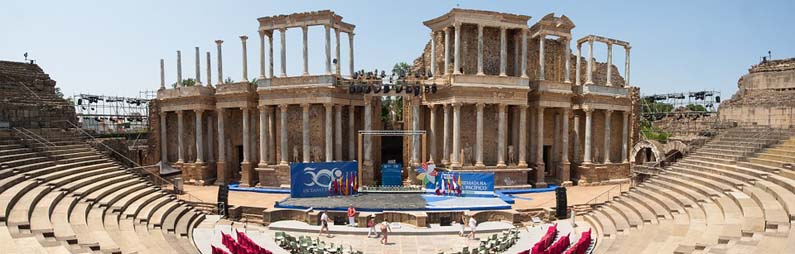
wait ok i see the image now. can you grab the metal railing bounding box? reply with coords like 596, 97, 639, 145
584, 182, 627, 206
12, 127, 55, 148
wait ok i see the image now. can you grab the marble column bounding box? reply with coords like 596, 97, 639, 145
535, 107, 547, 187
335, 29, 341, 75
606, 43, 613, 86
453, 23, 461, 75
411, 99, 420, 166
195, 47, 201, 85
207, 113, 214, 163
349, 105, 356, 161
160, 112, 167, 162
561, 109, 571, 184
497, 104, 507, 167
240, 35, 248, 81
279, 105, 289, 165
625, 46, 631, 86
363, 97, 372, 162
583, 109, 593, 163
575, 44, 581, 86
215, 40, 224, 85
514, 33, 520, 75
428, 105, 437, 164
159, 59, 165, 90
302, 103, 311, 162
324, 103, 333, 162
206, 52, 212, 88
258, 31, 266, 80
268, 107, 275, 164
444, 27, 450, 76
475, 103, 484, 167
176, 111, 185, 163
430, 31, 436, 76
476, 24, 484, 76
518, 105, 528, 167
280, 28, 287, 77
499, 27, 507, 77
442, 104, 450, 165
451, 103, 462, 167
195, 110, 204, 163
258, 107, 268, 167
324, 25, 331, 75
604, 110, 612, 164
335, 105, 343, 161
564, 39, 571, 83
348, 33, 355, 77
586, 39, 594, 85
622, 111, 629, 163
521, 29, 528, 78
301, 26, 309, 76
241, 108, 253, 187
573, 113, 580, 163
216, 108, 227, 184
268, 32, 274, 78
538, 35, 545, 80
176, 50, 183, 86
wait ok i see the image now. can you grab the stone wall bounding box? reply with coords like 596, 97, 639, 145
0, 60, 77, 129
719, 58, 795, 128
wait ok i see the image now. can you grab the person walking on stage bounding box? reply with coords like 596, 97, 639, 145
347, 205, 357, 227
467, 215, 478, 240
459, 214, 467, 237
319, 210, 332, 237
379, 219, 392, 244
367, 216, 379, 238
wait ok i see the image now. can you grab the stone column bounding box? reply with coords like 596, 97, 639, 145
451, 103, 462, 167
514, 33, 520, 75
583, 109, 593, 163
442, 104, 450, 165
428, 105, 437, 163
258, 107, 268, 167
348, 105, 356, 161
206, 52, 212, 88
564, 39, 571, 83
573, 113, 580, 163
268, 32, 274, 78
324, 103, 333, 162
195, 110, 204, 163
302, 26, 309, 76
348, 33, 355, 77
216, 108, 227, 184
301, 103, 311, 162
279, 105, 289, 165
521, 29, 528, 78
606, 43, 613, 86
280, 28, 287, 77
538, 35, 545, 80
160, 112, 167, 162
195, 47, 202, 85
586, 39, 594, 85
324, 25, 331, 75
267, 107, 275, 164
207, 113, 214, 163
241, 108, 254, 187
258, 31, 266, 80
444, 27, 450, 76
475, 103, 485, 167
453, 23, 461, 75
497, 104, 507, 167
411, 99, 420, 166
625, 46, 631, 86
240, 35, 248, 81
215, 40, 224, 85
518, 105, 528, 167
159, 59, 165, 90
499, 27, 507, 77
335, 105, 343, 161
604, 110, 612, 164
176, 111, 185, 163
561, 109, 571, 184
430, 31, 436, 76
335, 29, 341, 75
176, 50, 183, 86
535, 107, 547, 187
575, 44, 581, 86
622, 111, 629, 163
363, 97, 372, 162
476, 24, 484, 76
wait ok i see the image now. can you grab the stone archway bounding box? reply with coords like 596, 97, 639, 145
630, 140, 665, 165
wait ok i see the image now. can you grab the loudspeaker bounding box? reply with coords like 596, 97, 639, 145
715, 96, 721, 103
217, 184, 229, 217
555, 187, 567, 218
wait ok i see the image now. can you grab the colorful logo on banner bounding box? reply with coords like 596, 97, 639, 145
423, 171, 495, 196
290, 161, 359, 198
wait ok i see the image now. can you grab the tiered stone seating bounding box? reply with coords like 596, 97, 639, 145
579, 127, 795, 253
0, 129, 206, 253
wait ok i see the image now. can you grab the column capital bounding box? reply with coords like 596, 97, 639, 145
605, 109, 614, 115
582, 107, 593, 113
452, 102, 463, 109
454, 22, 462, 28
194, 109, 205, 114
240, 35, 248, 41
215, 40, 224, 45
240, 107, 250, 112
278, 27, 286, 33
442, 103, 450, 111
258, 29, 266, 37
323, 103, 333, 109
499, 26, 506, 32
363, 96, 372, 105
176, 110, 184, 115
279, 104, 289, 112
428, 104, 437, 110
476, 103, 485, 110
498, 103, 507, 112
335, 104, 343, 110
301, 103, 311, 112
519, 104, 529, 110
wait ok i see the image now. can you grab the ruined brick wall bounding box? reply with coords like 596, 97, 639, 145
146, 100, 162, 165
719, 58, 795, 128
0, 60, 77, 129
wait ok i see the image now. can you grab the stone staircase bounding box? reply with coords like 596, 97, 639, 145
576, 126, 795, 254
0, 128, 206, 253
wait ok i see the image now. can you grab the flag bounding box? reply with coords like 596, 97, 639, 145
350, 172, 355, 195
457, 174, 463, 195
353, 173, 358, 194
452, 174, 459, 194
440, 174, 446, 194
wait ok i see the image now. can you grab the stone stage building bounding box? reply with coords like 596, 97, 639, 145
152, 9, 639, 188
719, 57, 795, 128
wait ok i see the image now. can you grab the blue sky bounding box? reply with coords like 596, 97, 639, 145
1, 0, 793, 100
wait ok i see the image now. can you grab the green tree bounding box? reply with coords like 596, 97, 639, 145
685, 104, 707, 112
393, 62, 410, 77
641, 101, 673, 114
224, 77, 234, 84
171, 78, 196, 88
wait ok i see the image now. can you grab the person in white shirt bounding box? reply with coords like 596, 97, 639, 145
467, 216, 477, 240
319, 210, 332, 237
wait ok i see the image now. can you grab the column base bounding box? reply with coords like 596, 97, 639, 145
476, 72, 485, 76
258, 162, 268, 168
534, 181, 548, 188
517, 161, 528, 168
560, 161, 571, 185
561, 181, 573, 187
475, 162, 485, 168
214, 161, 227, 185
496, 162, 507, 169
255, 167, 277, 187
240, 162, 256, 187
450, 162, 462, 170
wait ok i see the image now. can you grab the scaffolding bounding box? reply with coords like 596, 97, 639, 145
73, 93, 151, 134
641, 90, 722, 137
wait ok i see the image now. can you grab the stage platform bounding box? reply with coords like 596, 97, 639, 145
267, 220, 515, 235
274, 193, 513, 212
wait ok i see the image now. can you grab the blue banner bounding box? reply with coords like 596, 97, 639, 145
424, 171, 495, 195
290, 161, 359, 198
381, 163, 403, 186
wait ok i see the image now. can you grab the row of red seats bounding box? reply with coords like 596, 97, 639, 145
563, 229, 592, 254
212, 230, 274, 254
517, 224, 558, 254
